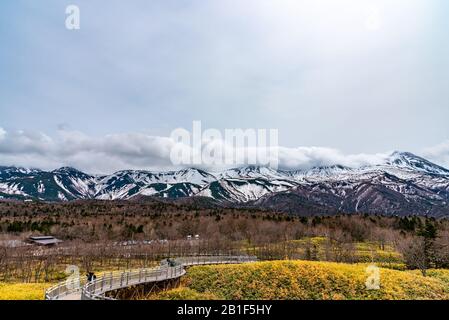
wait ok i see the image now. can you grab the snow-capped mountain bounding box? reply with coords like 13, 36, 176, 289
0, 167, 217, 202
386, 151, 449, 176
93, 168, 216, 200
1, 152, 449, 216
0, 166, 97, 201
253, 152, 449, 217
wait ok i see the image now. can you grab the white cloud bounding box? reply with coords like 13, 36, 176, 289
1, 127, 447, 173
277, 146, 388, 170
422, 140, 449, 169
0, 128, 177, 173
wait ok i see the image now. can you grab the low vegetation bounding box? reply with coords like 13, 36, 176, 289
152, 260, 449, 300
0, 282, 51, 300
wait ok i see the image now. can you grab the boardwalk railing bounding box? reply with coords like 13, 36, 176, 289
45, 255, 257, 300
81, 265, 186, 300
45, 277, 85, 300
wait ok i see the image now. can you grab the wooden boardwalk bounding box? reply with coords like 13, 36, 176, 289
45, 255, 257, 300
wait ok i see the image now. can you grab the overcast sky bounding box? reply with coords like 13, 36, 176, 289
1, 0, 449, 173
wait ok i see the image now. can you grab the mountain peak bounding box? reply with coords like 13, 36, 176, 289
311, 164, 352, 171
218, 165, 285, 181
0, 166, 41, 177
172, 167, 217, 184
390, 150, 418, 158
178, 167, 208, 174
52, 167, 84, 174
230, 165, 277, 173
386, 151, 449, 175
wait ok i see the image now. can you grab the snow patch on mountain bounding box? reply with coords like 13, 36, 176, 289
0, 152, 448, 217
0, 182, 27, 196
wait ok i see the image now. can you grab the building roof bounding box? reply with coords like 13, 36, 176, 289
31, 238, 62, 245
29, 236, 56, 240
28, 236, 62, 245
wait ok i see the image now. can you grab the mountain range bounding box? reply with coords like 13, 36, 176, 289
1, 152, 449, 217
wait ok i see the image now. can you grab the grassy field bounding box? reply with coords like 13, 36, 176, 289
3, 261, 449, 300
0, 237, 439, 300
0, 282, 52, 300
150, 260, 449, 300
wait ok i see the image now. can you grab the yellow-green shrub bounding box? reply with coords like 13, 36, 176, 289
150, 287, 218, 300
0, 282, 51, 300
409, 269, 449, 285
162, 261, 449, 300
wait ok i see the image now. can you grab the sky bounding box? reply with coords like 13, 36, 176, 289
1, 0, 449, 173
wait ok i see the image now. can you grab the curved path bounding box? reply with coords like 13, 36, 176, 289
45, 255, 257, 300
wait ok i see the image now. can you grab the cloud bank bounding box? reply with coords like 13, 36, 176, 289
1, 127, 447, 174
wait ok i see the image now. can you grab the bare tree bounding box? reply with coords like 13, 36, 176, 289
397, 236, 428, 276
